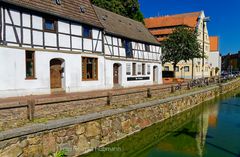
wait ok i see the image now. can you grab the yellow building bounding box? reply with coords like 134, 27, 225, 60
145, 11, 211, 79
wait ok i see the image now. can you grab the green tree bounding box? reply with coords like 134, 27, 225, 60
161, 27, 202, 78
91, 0, 144, 22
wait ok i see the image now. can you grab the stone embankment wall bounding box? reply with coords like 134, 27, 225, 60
0, 79, 240, 157
0, 84, 179, 131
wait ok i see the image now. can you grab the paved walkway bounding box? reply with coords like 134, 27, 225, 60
0, 83, 178, 106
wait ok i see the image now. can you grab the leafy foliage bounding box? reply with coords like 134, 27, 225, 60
49, 149, 68, 157
91, 0, 144, 22
215, 67, 220, 74
161, 27, 202, 76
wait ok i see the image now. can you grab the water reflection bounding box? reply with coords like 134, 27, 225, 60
83, 91, 240, 157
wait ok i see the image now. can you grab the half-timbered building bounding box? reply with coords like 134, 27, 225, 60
0, 0, 162, 98
93, 6, 162, 88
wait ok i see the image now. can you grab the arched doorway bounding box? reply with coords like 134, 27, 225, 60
153, 66, 158, 83
113, 63, 121, 86
50, 58, 65, 91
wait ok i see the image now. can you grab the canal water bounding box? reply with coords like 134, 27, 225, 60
82, 90, 240, 157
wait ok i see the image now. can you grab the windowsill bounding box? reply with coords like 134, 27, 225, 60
44, 29, 57, 33
82, 79, 98, 81
83, 36, 93, 40
25, 77, 37, 80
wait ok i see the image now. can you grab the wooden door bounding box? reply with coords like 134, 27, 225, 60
113, 64, 119, 84
50, 60, 62, 89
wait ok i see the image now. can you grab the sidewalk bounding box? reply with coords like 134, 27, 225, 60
0, 83, 175, 106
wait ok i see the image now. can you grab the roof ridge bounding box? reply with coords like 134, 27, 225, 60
93, 5, 160, 45
145, 11, 201, 19
93, 5, 144, 25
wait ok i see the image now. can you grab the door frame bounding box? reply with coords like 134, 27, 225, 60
50, 58, 65, 92
113, 63, 122, 86
153, 65, 158, 83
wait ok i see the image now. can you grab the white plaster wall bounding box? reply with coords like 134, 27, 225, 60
71, 24, 82, 36
93, 40, 102, 52
209, 51, 221, 71
32, 15, 42, 30
0, 47, 107, 98
59, 34, 70, 48
33, 31, 43, 45
45, 33, 57, 47
69, 54, 106, 93
23, 28, 31, 44
105, 59, 162, 88
83, 39, 92, 51
92, 29, 101, 39
72, 36, 82, 49
58, 20, 70, 34
22, 13, 31, 28
5, 26, 16, 42
3, 7, 103, 53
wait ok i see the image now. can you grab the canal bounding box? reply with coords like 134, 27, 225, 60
82, 90, 240, 157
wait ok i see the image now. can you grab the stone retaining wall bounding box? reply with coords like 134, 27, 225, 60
0, 85, 182, 131
0, 79, 240, 157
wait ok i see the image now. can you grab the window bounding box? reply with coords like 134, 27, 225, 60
82, 57, 98, 80
126, 63, 131, 75
43, 18, 57, 32
142, 64, 146, 75
123, 39, 133, 58
83, 25, 92, 38
147, 65, 151, 75
132, 63, 136, 75
26, 51, 35, 79
145, 44, 150, 52
138, 64, 142, 75
164, 66, 169, 71
184, 66, 190, 72
175, 66, 179, 72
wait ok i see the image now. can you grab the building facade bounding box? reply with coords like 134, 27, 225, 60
0, 0, 162, 98
208, 36, 221, 76
144, 11, 211, 79
222, 52, 240, 73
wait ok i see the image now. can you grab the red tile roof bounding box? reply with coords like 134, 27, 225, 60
150, 28, 174, 36
144, 12, 201, 29
209, 36, 219, 51
144, 12, 201, 42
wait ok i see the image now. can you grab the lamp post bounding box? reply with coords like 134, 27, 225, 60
202, 17, 210, 78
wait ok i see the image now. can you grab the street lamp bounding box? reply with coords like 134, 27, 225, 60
202, 16, 210, 78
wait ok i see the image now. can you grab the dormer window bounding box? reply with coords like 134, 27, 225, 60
83, 25, 92, 38
55, 0, 61, 5
80, 6, 86, 13
43, 18, 57, 32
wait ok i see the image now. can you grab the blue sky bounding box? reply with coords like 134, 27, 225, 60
139, 0, 240, 55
